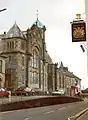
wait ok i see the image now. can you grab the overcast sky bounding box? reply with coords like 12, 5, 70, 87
0, 0, 87, 89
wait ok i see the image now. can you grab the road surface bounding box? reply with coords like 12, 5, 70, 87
1, 99, 88, 120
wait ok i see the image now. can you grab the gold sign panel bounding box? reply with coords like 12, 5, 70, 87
71, 21, 86, 42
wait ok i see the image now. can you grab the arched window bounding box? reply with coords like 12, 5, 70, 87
12, 41, 14, 49
0, 60, 2, 73
29, 49, 40, 85
33, 50, 39, 68
7, 41, 14, 49
0, 78, 2, 88
22, 56, 24, 66
59, 72, 61, 88
7, 42, 9, 49
21, 41, 25, 50
10, 42, 11, 49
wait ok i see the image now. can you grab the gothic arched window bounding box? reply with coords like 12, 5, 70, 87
29, 48, 40, 85
33, 50, 39, 68
0, 60, 2, 73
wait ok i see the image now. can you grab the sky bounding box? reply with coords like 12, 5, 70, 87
0, 0, 87, 89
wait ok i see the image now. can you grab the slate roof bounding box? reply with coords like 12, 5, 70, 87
6, 22, 25, 39
58, 61, 81, 80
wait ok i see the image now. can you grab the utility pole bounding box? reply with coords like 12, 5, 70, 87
85, 0, 88, 78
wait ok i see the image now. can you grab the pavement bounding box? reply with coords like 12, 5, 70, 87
68, 99, 88, 120
68, 108, 88, 120
77, 110, 88, 120
1, 99, 88, 120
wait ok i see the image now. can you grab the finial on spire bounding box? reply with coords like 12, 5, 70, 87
36, 10, 39, 20
14, 20, 17, 26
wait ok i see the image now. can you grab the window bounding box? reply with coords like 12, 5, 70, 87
29, 71, 32, 84
9, 56, 12, 61
22, 56, 24, 66
0, 60, 2, 73
7, 42, 9, 49
30, 49, 40, 85
22, 74, 24, 84
21, 41, 25, 50
33, 50, 39, 68
7, 41, 14, 50
59, 72, 61, 88
12, 41, 14, 49
0, 78, 2, 88
30, 72, 39, 84
10, 42, 11, 49
29, 59, 32, 67
33, 72, 39, 84
31, 72, 34, 84
31, 56, 33, 67
33, 72, 37, 84
36, 59, 39, 68
62, 75, 64, 88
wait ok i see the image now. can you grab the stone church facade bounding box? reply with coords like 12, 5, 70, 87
0, 55, 6, 88
0, 19, 56, 92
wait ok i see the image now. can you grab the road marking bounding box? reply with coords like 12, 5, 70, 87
44, 110, 54, 114
58, 107, 66, 110
24, 118, 29, 120
68, 118, 70, 120
24, 117, 32, 120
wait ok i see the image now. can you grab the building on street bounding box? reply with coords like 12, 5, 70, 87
57, 62, 81, 96
0, 55, 7, 88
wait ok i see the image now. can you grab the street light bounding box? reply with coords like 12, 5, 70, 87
0, 8, 7, 12
80, 44, 86, 52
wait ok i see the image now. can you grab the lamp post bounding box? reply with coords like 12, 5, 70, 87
85, 0, 88, 79
80, 44, 86, 53
80, 0, 88, 83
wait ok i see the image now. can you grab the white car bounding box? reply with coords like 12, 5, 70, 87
52, 89, 65, 95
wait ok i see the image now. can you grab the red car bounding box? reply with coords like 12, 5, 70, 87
0, 88, 9, 97
15, 87, 35, 96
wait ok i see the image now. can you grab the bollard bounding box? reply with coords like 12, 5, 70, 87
8, 91, 11, 102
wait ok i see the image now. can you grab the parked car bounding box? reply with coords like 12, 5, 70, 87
52, 89, 65, 95
0, 88, 9, 98
14, 87, 35, 96
33, 88, 48, 95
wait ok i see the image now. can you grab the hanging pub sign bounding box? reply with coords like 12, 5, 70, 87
71, 14, 86, 42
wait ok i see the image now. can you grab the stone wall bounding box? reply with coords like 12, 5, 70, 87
0, 96, 83, 112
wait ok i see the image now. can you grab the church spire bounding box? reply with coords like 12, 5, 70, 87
60, 61, 63, 67
30, 10, 46, 31
36, 10, 39, 21
15, 20, 16, 24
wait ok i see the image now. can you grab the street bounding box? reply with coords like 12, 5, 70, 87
0, 99, 88, 120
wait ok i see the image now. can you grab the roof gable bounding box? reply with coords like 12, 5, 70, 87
6, 22, 25, 39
